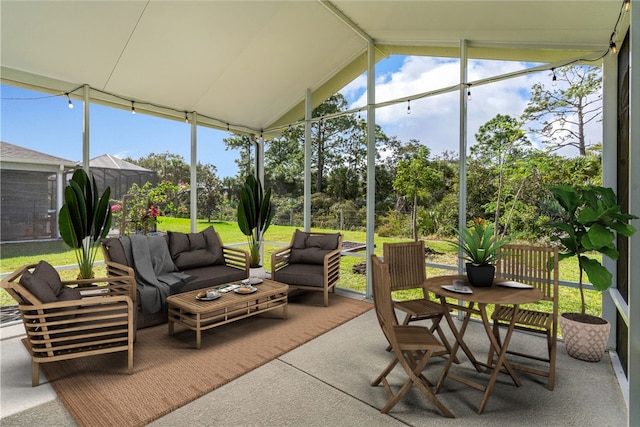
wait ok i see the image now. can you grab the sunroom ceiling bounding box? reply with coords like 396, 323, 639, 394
0, 1, 622, 136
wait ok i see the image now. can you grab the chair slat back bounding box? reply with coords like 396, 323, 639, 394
383, 241, 426, 292
371, 255, 398, 346
496, 244, 559, 304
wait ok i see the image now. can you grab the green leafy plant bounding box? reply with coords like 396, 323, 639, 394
548, 185, 637, 315
237, 175, 274, 267
451, 217, 511, 266
58, 169, 113, 279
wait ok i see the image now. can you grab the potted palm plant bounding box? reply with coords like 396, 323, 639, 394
58, 169, 113, 279
548, 185, 637, 362
451, 217, 511, 287
237, 175, 274, 273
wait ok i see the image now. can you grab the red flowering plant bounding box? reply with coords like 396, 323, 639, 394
138, 205, 160, 234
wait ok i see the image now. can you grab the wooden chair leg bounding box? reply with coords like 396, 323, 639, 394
547, 332, 556, 390
31, 361, 40, 387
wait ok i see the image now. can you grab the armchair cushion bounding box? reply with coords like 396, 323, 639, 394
19, 271, 57, 303
288, 231, 340, 265
18, 260, 70, 303
289, 247, 331, 265
307, 233, 340, 250
33, 261, 64, 295
275, 263, 325, 287
58, 287, 82, 302
292, 229, 308, 248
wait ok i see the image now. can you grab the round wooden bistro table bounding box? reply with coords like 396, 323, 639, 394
423, 274, 544, 415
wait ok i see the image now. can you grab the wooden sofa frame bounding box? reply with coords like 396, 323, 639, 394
1, 261, 136, 386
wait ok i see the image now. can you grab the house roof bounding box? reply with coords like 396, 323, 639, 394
0, 141, 76, 169
89, 154, 152, 172
0, 1, 625, 138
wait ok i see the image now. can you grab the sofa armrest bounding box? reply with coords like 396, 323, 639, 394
222, 245, 250, 272
324, 245, 343, 287
271, 245, 293, 274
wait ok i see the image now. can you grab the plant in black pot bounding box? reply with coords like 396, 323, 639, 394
58, 169, 113, 279
237, 175, 274, 272
451, 217, 511, 287
548, 185, 637, 362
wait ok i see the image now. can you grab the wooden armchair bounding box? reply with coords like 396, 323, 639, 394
271, 230, 342, 306
1, 261, 136, 386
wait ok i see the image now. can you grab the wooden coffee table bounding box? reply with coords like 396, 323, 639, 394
167, 279, 288, 349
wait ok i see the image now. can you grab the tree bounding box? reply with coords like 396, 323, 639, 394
223, 134, 254, 178
124, 152, 190, 185
522, 65, 602, 156
393, 146, 445, 241
472, 114, 530, 235
197, 163, 222, 222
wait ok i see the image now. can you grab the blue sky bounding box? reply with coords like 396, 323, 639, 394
1, 56, 599, 178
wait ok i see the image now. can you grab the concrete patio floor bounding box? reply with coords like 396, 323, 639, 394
0, 290, 628, 426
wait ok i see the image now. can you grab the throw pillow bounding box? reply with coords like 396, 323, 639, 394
168, 231, 190, 258
201, 226, 224, 265
32, 260, 65, 295
57, 287, 82, 302
292, 229, 308, 249
288, 247, 330, 265
187, 232, 207, 250
19, 271, 58, 303
306, 233, 340, 250
102, 238, 130, 266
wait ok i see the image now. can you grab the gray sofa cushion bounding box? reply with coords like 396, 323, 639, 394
201, 226, 224, 265
102, 238, 130, 266
275, 263, 324, 287
169, 227, 225, 270
177, 265, 247, 293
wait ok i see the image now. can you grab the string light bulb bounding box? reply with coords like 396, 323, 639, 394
610, 41, 618, 54
131, 101, 136, 114
407, 99, 411, 115
184, 112, 188, 123
552, 68, 557, 86
624, 0, 630, 12
467, 88, 472, 101
66, 94, 73, 109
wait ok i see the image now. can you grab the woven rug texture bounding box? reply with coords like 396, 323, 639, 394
40, 292, 372, 427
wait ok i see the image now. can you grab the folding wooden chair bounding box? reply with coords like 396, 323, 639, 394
370, 255, 454, 418
383, 241, 456, 361
490, 244, 559, 390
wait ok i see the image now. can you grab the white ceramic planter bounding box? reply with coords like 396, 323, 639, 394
249, 266, 266, 279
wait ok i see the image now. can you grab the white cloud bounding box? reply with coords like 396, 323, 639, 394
340, 56, 598, 156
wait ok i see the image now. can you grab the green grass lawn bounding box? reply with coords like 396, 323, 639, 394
0, 218, 602, 317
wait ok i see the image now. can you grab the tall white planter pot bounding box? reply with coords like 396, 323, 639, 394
560, 312, 610, 362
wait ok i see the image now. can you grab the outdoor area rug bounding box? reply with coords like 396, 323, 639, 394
40, 292, 372, 427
